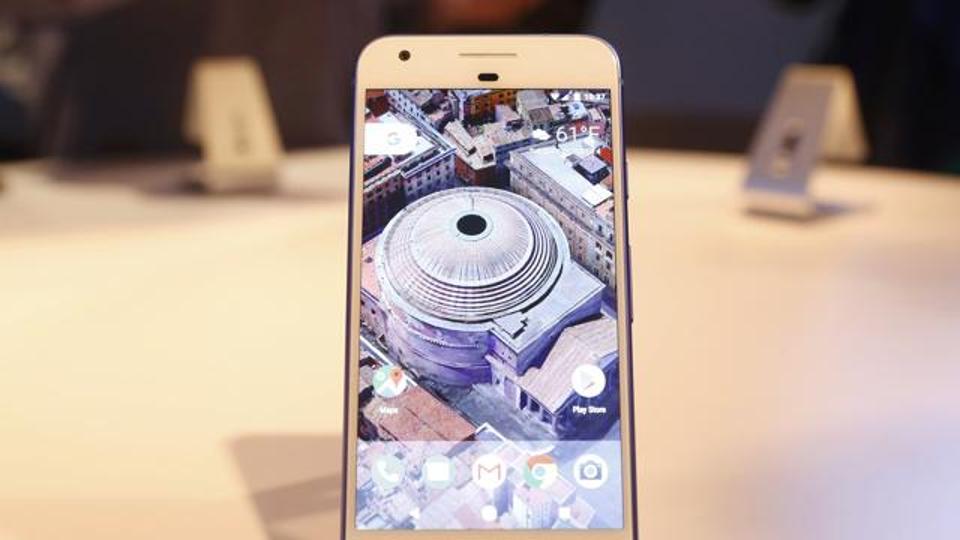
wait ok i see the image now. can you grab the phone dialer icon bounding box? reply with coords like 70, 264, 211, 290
372, 454, 404, 489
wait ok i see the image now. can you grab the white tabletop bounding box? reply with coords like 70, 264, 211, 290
1, 149, 958, 540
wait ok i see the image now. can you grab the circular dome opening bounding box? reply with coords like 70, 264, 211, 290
377, 187, 569, 323
456, 214, 488, 236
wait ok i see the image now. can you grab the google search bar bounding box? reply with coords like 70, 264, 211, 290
364, 123, 418, 156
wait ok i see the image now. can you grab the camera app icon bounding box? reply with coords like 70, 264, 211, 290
572, 454, 608, 490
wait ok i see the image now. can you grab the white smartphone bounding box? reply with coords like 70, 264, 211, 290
342, 35, 636, 540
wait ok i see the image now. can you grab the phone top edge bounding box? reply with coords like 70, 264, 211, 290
355, 34, 620, 88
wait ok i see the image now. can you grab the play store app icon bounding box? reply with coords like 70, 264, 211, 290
571, 364, 605, 398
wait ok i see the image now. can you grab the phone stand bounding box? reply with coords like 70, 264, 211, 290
743, 64, 867, 219
183, 57, 282, 194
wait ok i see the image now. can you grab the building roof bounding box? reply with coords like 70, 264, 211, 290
377, 187, 568, 324
365, 111, 453, 189
482, 121, 532, 148
596, 145, 613, 165
527, 106, 555, 126
403, 89, 436, 109
495, 104, 521, 125
446, 119, 530, 172
575, 154, 609, 180
363, 155, 391, 179
363, 382, 476, 442
444, 120, 496, 172
444, 120, 476, 152
488, 260, 603, 353
595, 199, 615, 223
514, 137, 613, 212
548, 103, 567, 122
582, 184, 612, 206
518, 316, 618, 413
588, 107, 606, 125
427, 106, 451, 126
361, 236, 381, 299
452, 89, 489, 101
517, 89, 548, 111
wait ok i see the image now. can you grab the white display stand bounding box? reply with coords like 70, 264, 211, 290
743, 65, 868, 218
183, 57, 282, 193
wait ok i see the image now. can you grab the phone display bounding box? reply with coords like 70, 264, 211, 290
355, 88, 623, 530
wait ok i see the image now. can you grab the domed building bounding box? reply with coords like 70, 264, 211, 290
373, 186, 605, 390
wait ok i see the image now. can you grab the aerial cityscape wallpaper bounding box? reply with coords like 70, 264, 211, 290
356, 88, 624, 530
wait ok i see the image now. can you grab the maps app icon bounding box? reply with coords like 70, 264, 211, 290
373, 366, 408, 398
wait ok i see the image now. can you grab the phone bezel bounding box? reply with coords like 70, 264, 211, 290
343, 35, 636, 540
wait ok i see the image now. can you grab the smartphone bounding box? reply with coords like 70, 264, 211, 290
342, 35, 636, 540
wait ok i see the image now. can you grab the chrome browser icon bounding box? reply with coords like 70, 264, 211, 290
523, 454, 559, 489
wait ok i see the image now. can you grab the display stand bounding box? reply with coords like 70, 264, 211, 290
183, 57, 282, 193
743, 65, 867, 218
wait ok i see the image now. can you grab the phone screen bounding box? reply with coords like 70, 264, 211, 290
355, 88, 624, 530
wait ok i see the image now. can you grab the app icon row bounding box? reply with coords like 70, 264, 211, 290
371, 452, 609, 491
372, 364, 607, 400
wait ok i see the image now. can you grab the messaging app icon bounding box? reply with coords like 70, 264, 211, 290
471, 453, 506, 490
373, 365, 408, 398
372, 454, 404, 489
523, 454, 559, 489
423, 455, 454, 489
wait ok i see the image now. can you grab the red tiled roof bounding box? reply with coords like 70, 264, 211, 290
361, 237, 381, 300
364, 384, 476, 442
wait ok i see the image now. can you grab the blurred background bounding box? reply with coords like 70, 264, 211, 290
0, 0, 958, 172
2, 2, 960, 540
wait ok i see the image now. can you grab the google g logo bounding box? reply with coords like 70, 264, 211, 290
523, 454, 559, 489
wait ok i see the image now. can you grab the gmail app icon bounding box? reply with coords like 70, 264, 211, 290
471, 453, 506, 490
